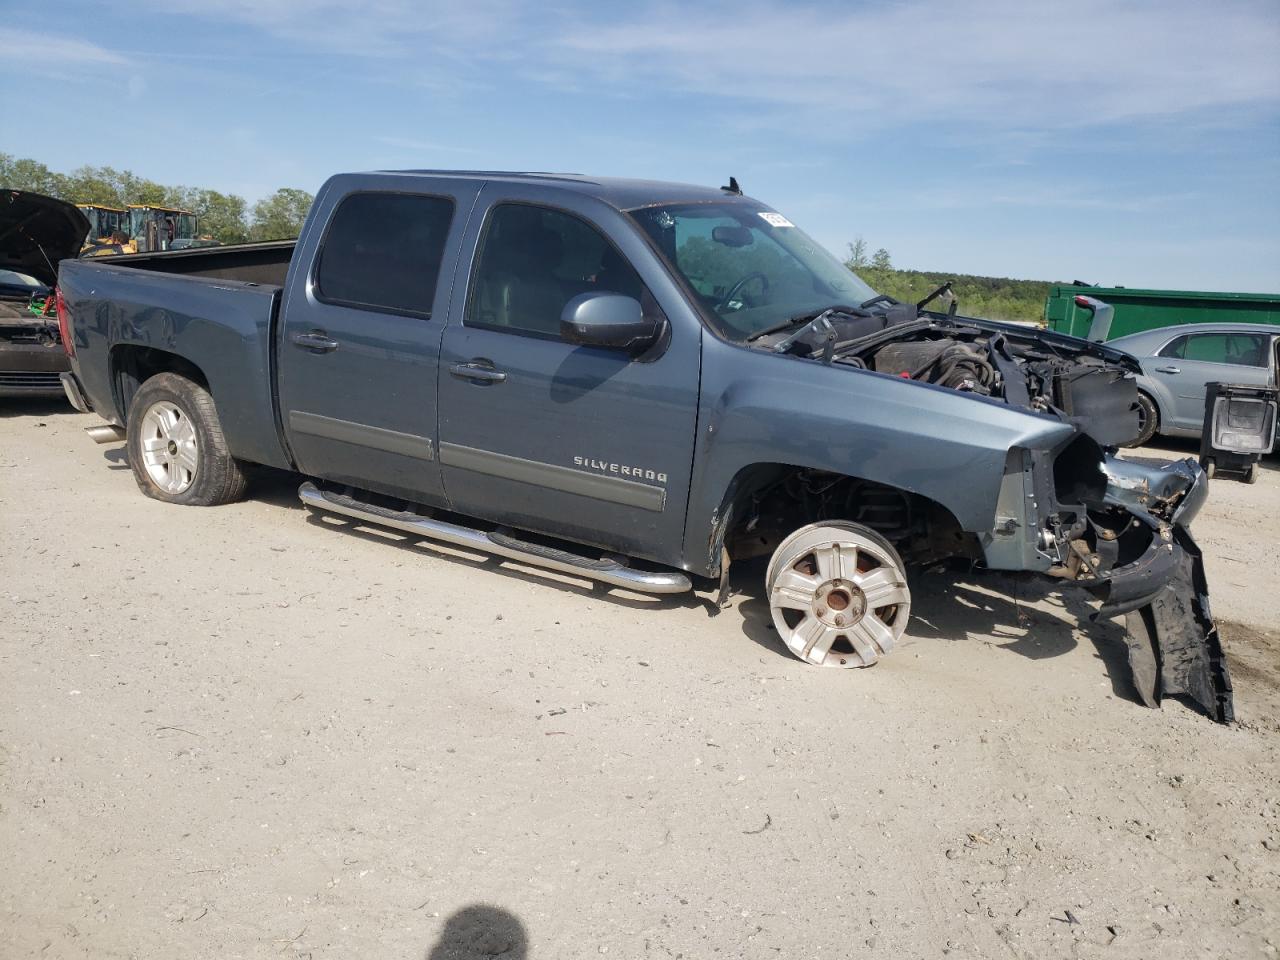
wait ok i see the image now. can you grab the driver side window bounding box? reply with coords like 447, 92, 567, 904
466, 203, 645, 339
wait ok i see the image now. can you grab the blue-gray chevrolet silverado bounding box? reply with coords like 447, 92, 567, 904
55, 170, 1233, 721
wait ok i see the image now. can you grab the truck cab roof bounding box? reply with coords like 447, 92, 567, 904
375, 169, 746, 211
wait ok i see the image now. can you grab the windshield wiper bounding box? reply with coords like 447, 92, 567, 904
778, 314, 837, 362
745, 304, 869, 343
916, 280, 957, 315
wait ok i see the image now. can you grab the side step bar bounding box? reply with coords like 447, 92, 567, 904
298, 481, 693, 595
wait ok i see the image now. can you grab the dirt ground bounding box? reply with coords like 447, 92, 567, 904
2, 399, 1278, 960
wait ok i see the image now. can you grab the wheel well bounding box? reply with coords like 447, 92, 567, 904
110, 345, 209, 422
718, 463, 977, 569
1137, 387, 1160, 421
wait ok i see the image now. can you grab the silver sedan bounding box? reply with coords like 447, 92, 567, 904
1108, 322, 1279, 445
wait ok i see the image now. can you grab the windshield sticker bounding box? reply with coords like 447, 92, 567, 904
758, 212, 794, 228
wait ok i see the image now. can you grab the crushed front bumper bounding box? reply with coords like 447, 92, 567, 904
1085, 457, 1233, 722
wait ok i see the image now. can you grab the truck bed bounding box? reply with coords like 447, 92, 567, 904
58, 253, 294, 470
89, 240, 296, 286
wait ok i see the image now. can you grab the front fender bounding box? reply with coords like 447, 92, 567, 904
682, 339, 1076, 575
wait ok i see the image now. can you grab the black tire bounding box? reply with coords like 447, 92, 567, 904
1130, 391, 1159, 447
1203, 458, 1216, 480
1244, 464, 1258, 485
125, 372, 248, 506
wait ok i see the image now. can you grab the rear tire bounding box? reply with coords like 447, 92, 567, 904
126, 372, 248, 506
1244, 464, 1258, 485
1130, 391, 1159, 447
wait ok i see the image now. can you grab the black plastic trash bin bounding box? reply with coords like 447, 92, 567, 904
1199, 382, 1278, 484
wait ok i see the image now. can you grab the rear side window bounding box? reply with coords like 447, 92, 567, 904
466, 203, 645, 338
1160, 333, 1268, 366
315, 192, 454, 317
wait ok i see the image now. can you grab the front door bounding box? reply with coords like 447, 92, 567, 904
277, 182, 479, 504
1152, 331, 1274, 430
436, 192, 701, 565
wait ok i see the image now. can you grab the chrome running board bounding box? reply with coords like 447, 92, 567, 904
298, 481, 692, 595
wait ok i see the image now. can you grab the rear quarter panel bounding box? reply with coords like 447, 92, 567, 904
60, 258, 292, 470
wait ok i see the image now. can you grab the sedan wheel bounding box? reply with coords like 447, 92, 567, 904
766, 521, 911, 668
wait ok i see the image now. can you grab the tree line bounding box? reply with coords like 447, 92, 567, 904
846, 236, 1052, 324
0, 153, 314, 244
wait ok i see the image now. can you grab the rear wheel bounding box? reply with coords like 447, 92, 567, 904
765, 521, 911, 668
1130, 391, 1159, 447
126, 372, 247, 506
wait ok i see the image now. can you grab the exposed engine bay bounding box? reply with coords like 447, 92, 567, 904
744, 305, 1233, 723
755, 306, 1141, 447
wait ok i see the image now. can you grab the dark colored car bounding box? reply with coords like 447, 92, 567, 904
0, 190, 88, 397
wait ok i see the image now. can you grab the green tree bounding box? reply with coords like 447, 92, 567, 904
0, 153, 66, 196
250, 188, 314, 241
871, 247, 892, 271
845, 236, 869, 271
188, 189, 249, 244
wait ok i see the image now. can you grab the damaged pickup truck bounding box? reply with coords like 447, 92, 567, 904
55, 170, 1232, 721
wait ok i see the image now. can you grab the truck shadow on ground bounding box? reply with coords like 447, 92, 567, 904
246, 467, 719, 614
249, 467, 1141, 702
732, 558, 1144, 707
0, 398, 83, 421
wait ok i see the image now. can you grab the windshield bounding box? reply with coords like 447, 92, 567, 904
629, 201, 876, 341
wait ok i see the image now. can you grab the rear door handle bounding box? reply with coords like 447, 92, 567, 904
1155, 365, 1181, 374
450, 361, 507, 384
291, 331, 339, 353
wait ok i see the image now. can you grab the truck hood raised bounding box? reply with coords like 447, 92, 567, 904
0, 190, 90, 288
764, 311, 1143, 448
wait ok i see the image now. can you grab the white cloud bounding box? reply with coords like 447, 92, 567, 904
555, 0, 1280, 128
153, 0, 527, 57
130, 0, 1279, 135
0, 28, 126, 70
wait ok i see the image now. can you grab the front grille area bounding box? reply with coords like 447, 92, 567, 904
0, 371, 64, 394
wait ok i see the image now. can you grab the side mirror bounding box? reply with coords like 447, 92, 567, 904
560, 292, 660, 353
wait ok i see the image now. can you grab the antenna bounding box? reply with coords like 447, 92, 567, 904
721, 176, 741, 195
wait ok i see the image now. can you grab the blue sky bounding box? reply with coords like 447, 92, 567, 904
3, 0, 1278, 290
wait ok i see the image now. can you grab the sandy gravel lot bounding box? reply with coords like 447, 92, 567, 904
3, 399, 1278, 959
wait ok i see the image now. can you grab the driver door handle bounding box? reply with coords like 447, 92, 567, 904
291, 331, 339, 354
450, 360, 507, 384
1155, 365, 1181, 374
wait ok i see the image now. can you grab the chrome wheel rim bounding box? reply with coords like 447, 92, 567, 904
766, 524, 911, 668
139, 400, 198, 494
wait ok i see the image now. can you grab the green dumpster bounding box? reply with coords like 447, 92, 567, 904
1044, 286, 1280, 341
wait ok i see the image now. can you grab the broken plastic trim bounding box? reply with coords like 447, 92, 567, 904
1088, 526, 1233, 723
1127, 533, 1232, 722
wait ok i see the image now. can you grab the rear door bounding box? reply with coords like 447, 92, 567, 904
277, 180, 480, 504
1153, 331, 1274, 430
435, 185, 701, 565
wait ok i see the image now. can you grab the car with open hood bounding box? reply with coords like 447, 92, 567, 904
0, 189, 89, 397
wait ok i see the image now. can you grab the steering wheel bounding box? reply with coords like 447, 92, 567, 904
715, 272, 769, 312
